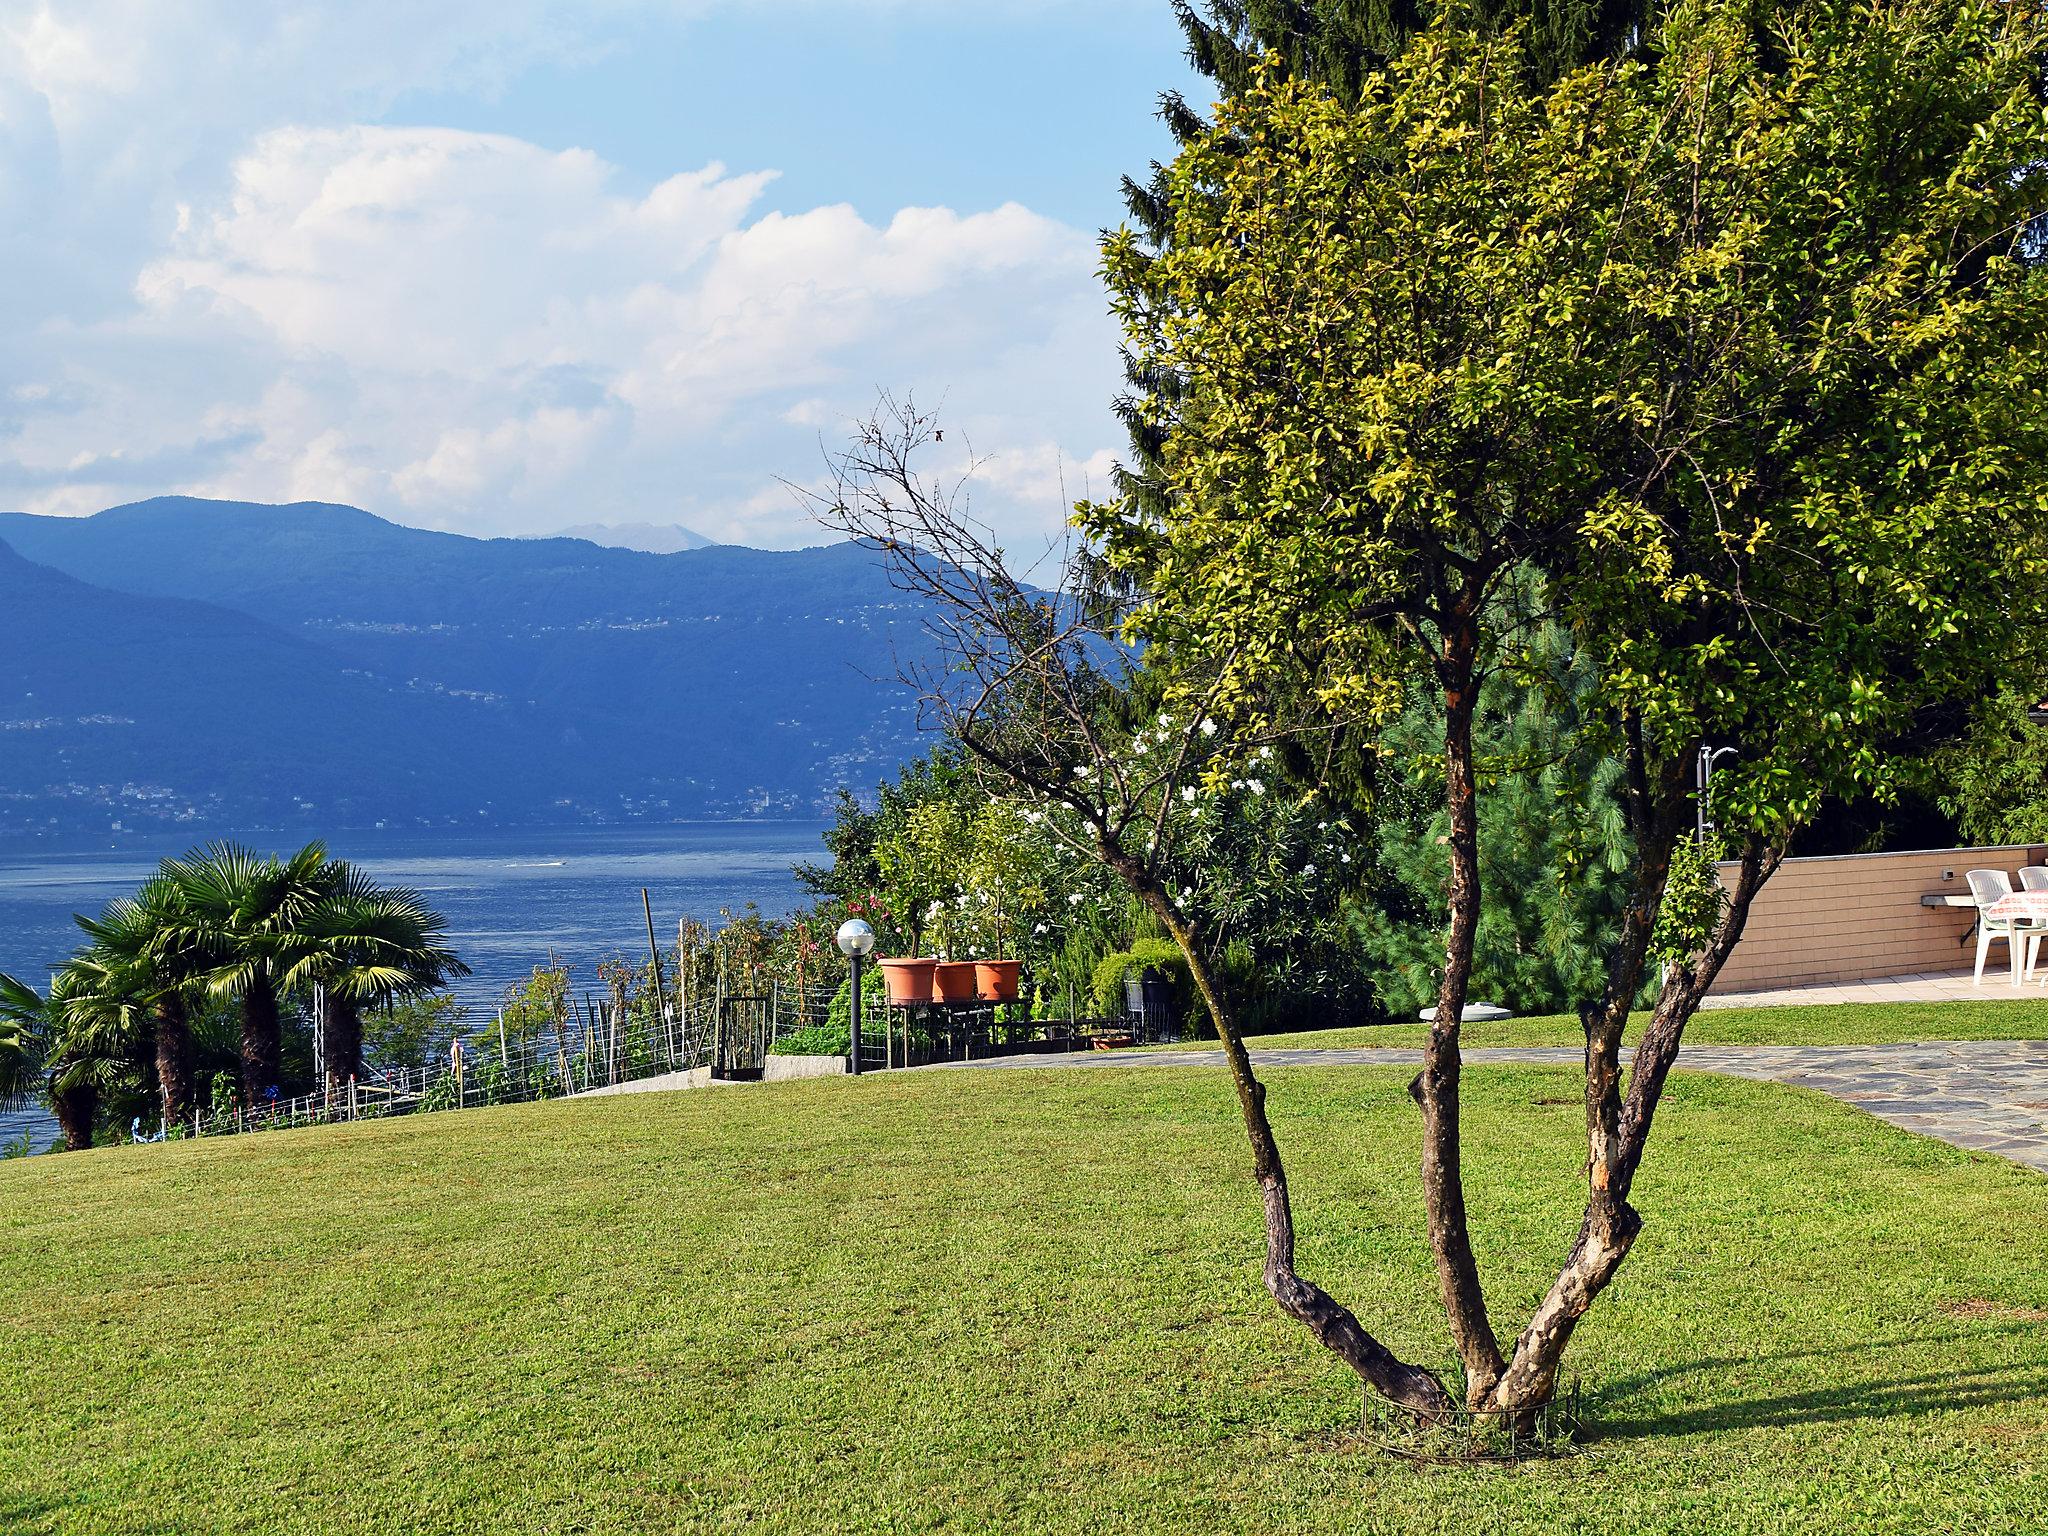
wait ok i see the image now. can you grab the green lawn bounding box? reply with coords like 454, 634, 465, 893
1229, 997, 2048, 1051
5, 1061, 2047, 1534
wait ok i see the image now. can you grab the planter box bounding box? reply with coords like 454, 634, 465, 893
762, 1054, 850, 1082
975, 959, 1021, 1002
932, 961, 979, 1003
879, 957, 937, 1005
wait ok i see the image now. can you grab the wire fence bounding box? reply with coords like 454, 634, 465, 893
150, 991, 1175, 1147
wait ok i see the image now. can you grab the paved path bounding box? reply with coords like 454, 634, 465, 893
939, 1040, 2048, 1175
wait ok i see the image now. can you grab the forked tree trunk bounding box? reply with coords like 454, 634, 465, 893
1116, 853, 1454, 1419
1482, 835, 1785, 1418
52, 1081, 98, 1152
1416, 622, 1505, 1405
241, 980, 281, 1101
154, 994, 195, 1126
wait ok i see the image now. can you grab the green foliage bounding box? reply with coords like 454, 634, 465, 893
497, 965, 570, 1045
1091, 0, 2048, 1041
417, 1073, 459, 1114
769, 1024, 849, 1057
364, 993, 466, 1071
1352, 621, 1634, 1018
1650, 837, 1732, 973
1935, 685, 2048, 846
1088, 938, 1199, 1028
824, 966, 886, 1039
0, 1126, 47, 1159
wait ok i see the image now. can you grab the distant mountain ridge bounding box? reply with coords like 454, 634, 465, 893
542, 521, 716, 553
0, 497, 932, 838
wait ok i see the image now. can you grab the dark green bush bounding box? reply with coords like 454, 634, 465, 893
769, 1024, 848, 1056
1089, 938, 1203, 1032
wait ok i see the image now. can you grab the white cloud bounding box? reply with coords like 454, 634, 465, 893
3, 121, 1122, 545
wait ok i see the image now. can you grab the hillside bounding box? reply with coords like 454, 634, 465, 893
0, 538, 603, 831
3, 1060, 2045, 1533
0, 498, 933, 835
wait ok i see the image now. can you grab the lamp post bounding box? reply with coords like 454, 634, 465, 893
1696, 745, 1737, 844
835, 918, 876, 1076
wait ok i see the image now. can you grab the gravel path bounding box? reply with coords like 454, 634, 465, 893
938, 1040, 2048, 1175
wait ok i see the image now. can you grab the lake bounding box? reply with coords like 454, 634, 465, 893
0, 822, 831, 1150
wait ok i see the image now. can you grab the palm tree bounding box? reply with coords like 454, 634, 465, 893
72, 877, 203, 1126
303, 867, 468, 1096
47, 957, 153, 1150
160, 841, 340, 1101
0, 971, 54, 1116
1, 966, 122, 1152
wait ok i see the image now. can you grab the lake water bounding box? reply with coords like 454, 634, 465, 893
0, 822, 829, 1151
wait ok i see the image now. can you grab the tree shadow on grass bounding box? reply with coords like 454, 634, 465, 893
1587, 1331, 2048, 1442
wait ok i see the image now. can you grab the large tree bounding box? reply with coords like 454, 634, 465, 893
1083, 0, 2048, 1421
301, 867, 468, 1098
161, 842, 341, 1102
827, 0, 2048, 1433
71, 877, 204, 1126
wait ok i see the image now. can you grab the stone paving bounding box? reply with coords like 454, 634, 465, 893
943, 1039, 2048, 1175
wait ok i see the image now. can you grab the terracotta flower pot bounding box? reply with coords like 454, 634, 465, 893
932, 960, 979, 1004
878, 958, 936, 1006
975, 960, 1021, 1002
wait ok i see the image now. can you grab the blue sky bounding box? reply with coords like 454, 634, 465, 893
0, 1, 1201, 547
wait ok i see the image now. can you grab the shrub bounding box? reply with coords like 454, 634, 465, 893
1089, 938, 1202, 1031
770, 1024, 849, 1057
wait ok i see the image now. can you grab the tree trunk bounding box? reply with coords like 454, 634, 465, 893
1416, 620, 1504, 1405
154, 994, 195, 1127
1483, 835, 1787, 1416
52, 1081, 98, 1152
1117, 853, 1453, 1419
241, 979, 281, 1102
325, 997, 363, 1098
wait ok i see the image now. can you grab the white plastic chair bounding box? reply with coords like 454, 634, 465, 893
1968, 869, 2039, 985
2021, 866, 2048, 892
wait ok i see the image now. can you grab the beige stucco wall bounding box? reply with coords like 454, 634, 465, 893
1708, 844, 2047, 994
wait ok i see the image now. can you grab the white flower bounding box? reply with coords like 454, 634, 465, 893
1068, 892, 1084, 905
1257, 746, 1272, 760
1034, 924, 1048, 935
1317, 821, 1329, 832
1158, 712, 1172, 728
1247, 778, 1266, 795
1340, 853, 1352, 864
1199, 717, 1217, 737
1230, 778, 1244, 790
1302, 863, 1317, 877
1074, 765, 1092, 779
1181, 786, 1197, 802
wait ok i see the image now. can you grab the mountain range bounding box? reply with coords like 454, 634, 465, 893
542, 522, 716, 554
0, 497, 934, 839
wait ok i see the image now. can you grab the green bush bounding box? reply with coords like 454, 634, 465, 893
770, 1024, 849, 1057
826, 966, 887, 1038
1089, 938, 1202, 1031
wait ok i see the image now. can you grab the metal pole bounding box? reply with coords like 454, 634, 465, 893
849, 952, 864, 1076
642, 888, 670, 1022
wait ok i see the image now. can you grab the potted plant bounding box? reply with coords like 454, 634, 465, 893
974, 958, 1021, 1003
924, 899, 978, 1003
878, 957, 937, 1006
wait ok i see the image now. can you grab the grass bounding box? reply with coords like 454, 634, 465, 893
4, 1060, 2047, 1534
1227, 997, 2048, 1052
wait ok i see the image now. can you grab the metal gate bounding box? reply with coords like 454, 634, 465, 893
712, 994, 774, 1080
